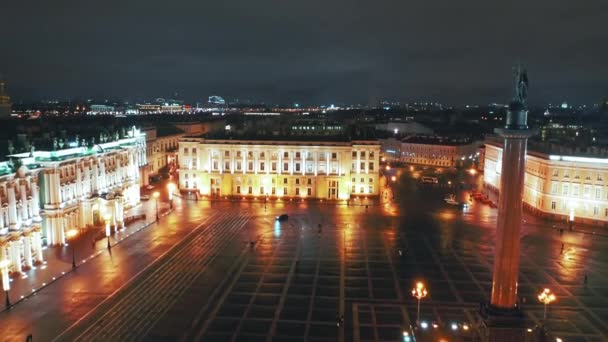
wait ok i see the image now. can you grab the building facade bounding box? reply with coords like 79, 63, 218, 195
0, 128, 146, 274
143, 127, 184, 185
178, 139, 380, 200
485, 141, 608, 225
386, 136, 480, 168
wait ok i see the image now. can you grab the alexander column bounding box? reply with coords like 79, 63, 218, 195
481, 66, 535, 341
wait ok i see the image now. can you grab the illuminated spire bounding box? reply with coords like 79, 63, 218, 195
0, 75, 10, 104
0, 74, 12, 118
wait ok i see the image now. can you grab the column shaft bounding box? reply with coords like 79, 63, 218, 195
490, 137, 528, 308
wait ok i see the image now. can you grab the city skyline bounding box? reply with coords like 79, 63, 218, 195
1, 1, 607, 105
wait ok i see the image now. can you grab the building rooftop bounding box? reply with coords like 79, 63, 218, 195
486, 136, 608, 160
401, 135, 475, 146
181, 137, 379, 147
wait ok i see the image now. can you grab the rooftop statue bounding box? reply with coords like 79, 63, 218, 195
513, 65, 529, 104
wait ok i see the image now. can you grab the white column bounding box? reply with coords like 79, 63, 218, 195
76, 165, 82, 197
33, 231, 43, 263
7, 182, 18, 230
20, 182, 29, 221
31, 178, 40, 221
326, 152, 330, 176
314, 151, 318, 176
10, 241, 22, 273
54, 172, 62, 204
0, 194, 4, 229
23, 235, 33, 268
92, 161, 99, 193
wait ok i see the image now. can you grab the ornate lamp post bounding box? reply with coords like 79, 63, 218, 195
168, 183, 175, 209
0, 259, 11, 308
411, 281, 428, 326
153, 191, 160, 221
104, 214, 112, 250
66, 229, 79, 269
538, 288, 556, 321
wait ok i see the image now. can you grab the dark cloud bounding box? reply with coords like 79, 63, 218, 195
1, 0, 607, 105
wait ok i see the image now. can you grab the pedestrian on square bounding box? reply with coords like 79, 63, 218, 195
560, 243, 564, 254
584, 273, 588, 286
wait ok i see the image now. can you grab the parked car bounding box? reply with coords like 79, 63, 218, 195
140, 195, 150, 201
145, 185, 155, 190
276, 214, 289, 221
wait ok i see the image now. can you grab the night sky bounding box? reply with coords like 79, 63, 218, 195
1, 0, 607, 105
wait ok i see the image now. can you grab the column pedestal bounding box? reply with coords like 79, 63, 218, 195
479, 303, 527, 342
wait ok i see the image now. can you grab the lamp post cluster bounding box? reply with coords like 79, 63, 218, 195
104, 214, 112, 250
538, 288, 556, 321
168, 183, 175, 209
153, 191, 160, 221
411, 281, 428, 327
66, 229, 78, 269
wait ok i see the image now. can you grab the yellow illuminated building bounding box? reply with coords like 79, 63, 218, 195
178, 138, 380, 200
485, 141, 608, 225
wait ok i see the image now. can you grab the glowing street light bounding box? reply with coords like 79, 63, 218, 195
391, 176, 397, 182
468, 168, 477, 176
538, 288, 556, 320
411, 281, 428, 326
66, 229, 79, 269
167, 183, 175, 209
104, 213, 112, 250
0, 259, 11, 308
385, 165, 391, 171
153, 191, 160, 221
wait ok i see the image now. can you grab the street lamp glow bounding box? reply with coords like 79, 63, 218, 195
411, 281, 428, 326
66, 229, 78, 239
468, 168, 477, 175
104, 214, 112, 236
385, 165, 391, 171
538, 288, 556, 320
153, 191, 160, 221
1, 259, 10, 308
168, 183, 175, 201
66, 229, 78, 269
391, 176, 397, 182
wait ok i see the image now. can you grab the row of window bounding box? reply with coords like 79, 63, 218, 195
551, 183, 605, 200
551, 169, 604, 181
203, 160, 375, 174
182, 148, 376, 160
550, 200, 608, 217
